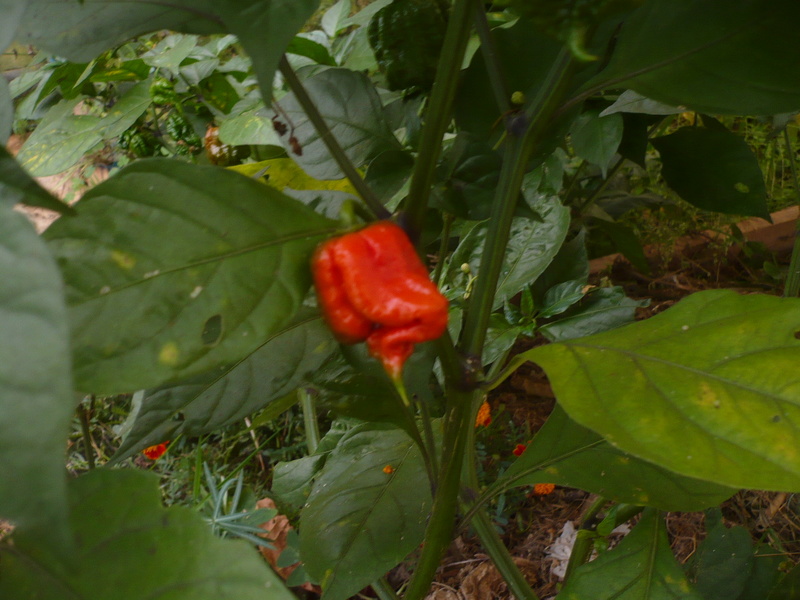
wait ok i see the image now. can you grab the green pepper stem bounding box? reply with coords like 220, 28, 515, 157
403, 0, 475, 240
461, 48, 576, 357
277, 56, 389, 220
299, 387, 320, 454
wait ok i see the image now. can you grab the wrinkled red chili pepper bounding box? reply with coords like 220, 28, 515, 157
312, 221, 449, 380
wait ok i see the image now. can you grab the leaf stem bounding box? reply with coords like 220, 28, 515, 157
782, 127, 800, 297
299, 388, 320, 454
562, 496, 608, 582
472, 0, 510, 117
78, 401, 95, 470
403, 0, 475, 240
277, 56, 389, 220
372, 577, 401, 600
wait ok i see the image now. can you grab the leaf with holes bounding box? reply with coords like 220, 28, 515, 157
111, 311, 338, 462
558, 509, 702, 600
487, 406, 734, 512
300, 423, 431, 600
273, 68, 401, 180
0, 469, 294, 600
43, 159, 335, 394
528, 290, 800, 491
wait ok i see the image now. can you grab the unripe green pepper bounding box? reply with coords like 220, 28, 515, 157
367, 0, 448, 91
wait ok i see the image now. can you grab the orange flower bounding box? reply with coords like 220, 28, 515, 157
142, 442, 169, 460
533, 483, 555, 496
475, 400, 492, 428
512, 443, 526, 457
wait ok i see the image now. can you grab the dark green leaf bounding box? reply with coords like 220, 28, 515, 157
586, 0, 800, 115
287, 35, 337, 66
528, 290, 800, 490
600, 90, 683, 117
766, 560, 800, 600
592, 218, 650, 273
0, 77, 11, 144
112, 312, 338, 461
301, 423, 432, 600
558, 509, 703, 600
688, 509, 753, 600
0, 469, 293, 600
89, 59, 150, 83
0, 201, 73, 549
539, 280, 587, 318
274, 68, 401, 180
488, 406, 734, 512
43, 159, 335, 393
364, 149, 414, 205
0, 146, 74, 214
17, 1, 319, 108
736, 545, 785, 600
570, 109, 623, 177
540, 286, 646, 342
532, 229, 589, 303
618, 112, 661, 168
652, 128, 769, 219
198, 71, 239, 113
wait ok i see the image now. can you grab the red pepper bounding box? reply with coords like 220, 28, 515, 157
312, 221, 448, 379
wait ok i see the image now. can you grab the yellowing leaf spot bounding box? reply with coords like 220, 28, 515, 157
111, 249, 136, 270
159, 342, 180, 366
698, 381, 720, 409
617, 456, 630, 464
544, 466, 559, 475
228, 159, 360, 197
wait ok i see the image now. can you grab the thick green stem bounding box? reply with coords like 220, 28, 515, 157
782, 127, 800, 297
278, 56, 389, 220
472, 0, 510, 116
403, 0, 474, 239
372, 577, 401, 600
461, 48, 576, 356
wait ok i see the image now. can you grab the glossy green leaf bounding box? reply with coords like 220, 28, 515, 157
17, 1, 318, 108
570, 109, 623, 177
287, 35, 337, 66
651, 128, 769, 219
112, 311, 338, 461
688, 510, 753, 600
274, 68, 401, 180
586, 0, 800, 115
558, 509, 702, 600
43, 159, 335, 393
0, 469, 293, 600
540, 287, 646, 342
17, 79, 151, 176
0, 200, 73, 548
487, 406, 733, 512
450, 192, 570, 309
0, 146, 74, 214
539, 280, 587, 318
528, 290, 800, 490
300, 422, 432, 600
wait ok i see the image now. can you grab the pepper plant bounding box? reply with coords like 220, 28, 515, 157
3, 1, 800, 599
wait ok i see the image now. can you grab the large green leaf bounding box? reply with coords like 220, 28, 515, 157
112, 311, 338, 461
449, 192, 570, 309
0, 469, 294, 600
557, 509, 702, 600
651, 128, 769, 219
485, 406, 733, 512
541, 287, 646, 342
585, 0, 800, 115
300, 422, 432, 600
17, 79, 152, 176
274, 67, 402, 180
0, 199, 73, 548
528, 290, 800, 490
43, 159, 335, 393
17, 1, 318, 108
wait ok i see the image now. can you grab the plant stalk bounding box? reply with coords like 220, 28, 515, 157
782, 127, 800, 297
372, 577, 401, 600
562, 496, 608, 582
299, 388, 320, 454
403, 0, 475, 240
78, 402, 95, 470
277, 56, 389, 220
461, 48, 576, 356
472, 0, 510, 117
